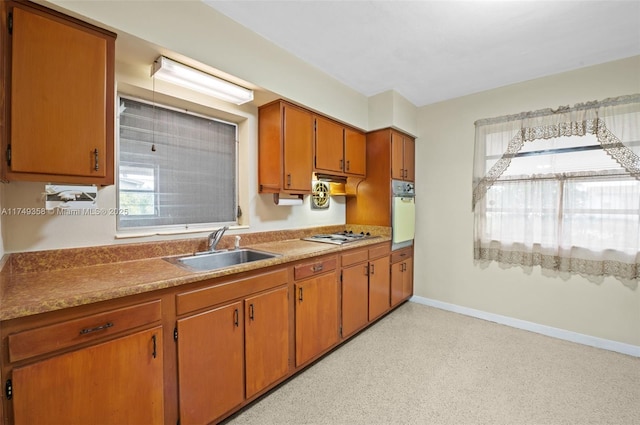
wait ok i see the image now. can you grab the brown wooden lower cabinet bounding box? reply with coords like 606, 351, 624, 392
391, 247, 414, 307
341, 260, 369, 337
341, 243, 391, 337
12, 327, 164, 425
368, 255, 391, 321
176, 278, 290, 425
1, 243, 407, 425
244, 286, 289, 399
294, 258, 340, 367
176, 302, 244, 425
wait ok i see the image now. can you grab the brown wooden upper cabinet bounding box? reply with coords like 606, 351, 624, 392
314, 115, 365, 177
391, 130, 415, 181
1, 1, 116, 185
346, 127, 416, 226
259, 100, 313, 195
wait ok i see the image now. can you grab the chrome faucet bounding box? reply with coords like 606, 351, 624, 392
208, 226, 229, 251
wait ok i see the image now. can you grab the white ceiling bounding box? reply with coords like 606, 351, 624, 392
203, 0, 640, 107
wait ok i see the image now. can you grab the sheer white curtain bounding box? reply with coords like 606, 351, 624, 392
472, 94, 640, 285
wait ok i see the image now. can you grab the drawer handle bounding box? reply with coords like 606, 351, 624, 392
80, 322, 113, 335
312, 264, 324, 272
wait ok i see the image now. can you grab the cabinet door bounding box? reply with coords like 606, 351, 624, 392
12, 327, 164, 425
391, 257, 414, 306
9, 5, 113, 182
390, 261, 405, 307
177, 302, 244, 425
403, 137, 415, 182
344, 128, 366, 176
295, 272, 339, 366
368, 256, 391, 321
315, 116, 344, 174
403, 257, 414, 299
245, 287, 289, 399
391, 131, 405, 180
341, 263, 369, 338
283, 104, 313, 193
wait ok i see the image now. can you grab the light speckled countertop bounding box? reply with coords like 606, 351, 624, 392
0, 227, 390, 321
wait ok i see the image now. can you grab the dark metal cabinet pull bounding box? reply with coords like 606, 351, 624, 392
370, 264, 375, 275
312, 264, 323, 273
299, 287, 304, 301
80, 322, 113, 335
152, 334, 157, 359
346, 160, 350, 171
93, 148, 99, 171
234, 309, 239, 327
364, 264, 369, 276
286, 173, 292, 187
339, 159, 344, 170
249, 304, 255, 321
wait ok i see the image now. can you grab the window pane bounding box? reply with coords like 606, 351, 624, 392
117, 97, 237, 229
498, 135, 624, 177
485, 179, 560, 246
562, 178, 640, 254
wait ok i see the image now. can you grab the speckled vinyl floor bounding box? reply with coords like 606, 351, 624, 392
224, 302, 640, 425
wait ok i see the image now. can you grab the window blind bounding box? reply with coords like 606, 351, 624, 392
118, 97, 237, 229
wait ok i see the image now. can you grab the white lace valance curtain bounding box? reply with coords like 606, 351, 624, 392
472, 94, 640, 285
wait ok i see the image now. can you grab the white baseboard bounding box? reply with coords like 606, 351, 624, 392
410, 296, 640, 358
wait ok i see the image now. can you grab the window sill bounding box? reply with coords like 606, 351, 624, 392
115, 224, 249, 240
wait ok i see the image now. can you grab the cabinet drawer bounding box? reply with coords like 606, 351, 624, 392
391, 247, 412, 264
294, 257, 337, 280
341, 248, 368, 267
369, 243, 391, 260
8, 300, 161, 363
176, 269, 288, 315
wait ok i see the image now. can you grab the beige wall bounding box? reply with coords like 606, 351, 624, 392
415, 56, 640, 346
45, 0, 370, 129
368, 90, 418, 135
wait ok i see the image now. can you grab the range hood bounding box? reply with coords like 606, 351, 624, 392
314, 173, 348, 184
312, 173, 363, 196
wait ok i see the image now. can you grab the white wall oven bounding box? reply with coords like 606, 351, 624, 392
391, 180, 415, 250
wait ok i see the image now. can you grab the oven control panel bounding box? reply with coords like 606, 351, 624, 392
392, 180, 415, 196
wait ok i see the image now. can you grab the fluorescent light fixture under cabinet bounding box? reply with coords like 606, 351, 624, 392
151, 56, 254, 105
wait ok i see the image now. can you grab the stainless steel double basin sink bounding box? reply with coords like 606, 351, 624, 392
166, 248, 280, 272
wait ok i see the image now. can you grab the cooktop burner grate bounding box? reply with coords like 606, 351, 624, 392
302, 230, 377, 245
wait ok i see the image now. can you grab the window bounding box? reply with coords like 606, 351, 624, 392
119, 164, 157, 216
472, 94, 640, 283
117, 96, 238, 230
